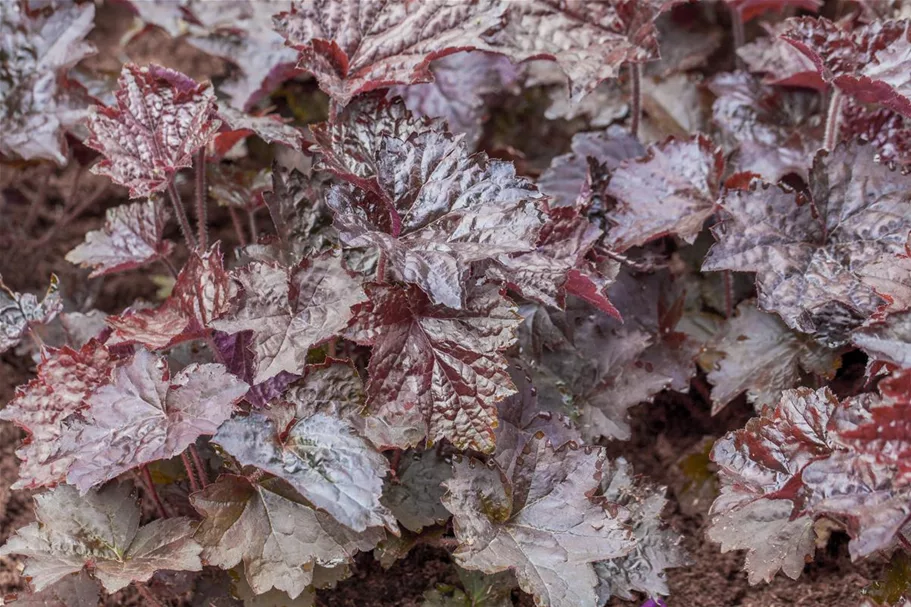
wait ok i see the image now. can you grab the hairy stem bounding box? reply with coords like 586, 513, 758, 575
228, 206, 248, 246
629, 63, 641, 138
731, 6, 745, 68
189, 443, 209, 488
389, 449, 402, 479
181, 452, 201, 493
159, 255, 179, 279
723, 270, 734, 319
195, 149, 208, 249
248, 208, 258, 244
166, 181, 198, 250
824, 88, 844, 151
140, 465, 169, 518
376, 253, 388, 282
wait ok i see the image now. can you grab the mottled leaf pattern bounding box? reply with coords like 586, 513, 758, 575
0, 1, 96, 164
192, 474, 383, 599
274, 0, 506, 107
347, 283, 520, 454
708, 71, 822, 182
0, 339, 116, 489
62, 349, 247, 492
66, 199, 175, 278
0, 484, 202, 592
107, 242, 235, 349
486, 1, 668, 103
85, 64, 220, 197
443, 436, 634, 607
322, 105, 545, 308
595, 458, 688, 602
782, 17, 911, 117
212, 252, 366, 383
703, 143, 911, 345
603, 134, 724, 251
213, 412, 396, 532
708, 387, 838, 583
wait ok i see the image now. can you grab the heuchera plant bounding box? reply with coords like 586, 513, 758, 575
5, 0, 911, 605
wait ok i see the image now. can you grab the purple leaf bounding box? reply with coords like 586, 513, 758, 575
63, 349, 248, 492
0, 1, 96, 164
65, 199, 175, 278
347, 282, 520, 454
0, 483, 202, 592
273, 0, 506, 108
212, 251, 366, 383
85, 63, 220, 198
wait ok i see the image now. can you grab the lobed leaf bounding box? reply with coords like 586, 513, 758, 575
212, 251, 366, 383
213, 412, 396, 532
706, 301, 840, 414
0, 274, 62, 355
319, 99, 546, 308
0, 484, 202, 592
442, 435, 634, 607
107, 242, 235, 350
63, 349, 248, 492
708, 71, 822, 182
273, 0, 506, 108
703, 142, 911, 345
0, 339, 116, 489
595, 458, 688, 602
85, 63, 220, 198
65, 199, 175, 278
602, 134, 724, 251
781, 17, 911, 117
0, 1, 96, 164
192, 474, 383, 599
347, 282, 521, 454
485, 0, 670, 104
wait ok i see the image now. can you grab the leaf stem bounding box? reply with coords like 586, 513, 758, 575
376, 253, 388, 282
159, 255, 179, 279
182, 452, 201, 493
248, 208, 258, 244
731, 6, 745, 69
824, 88, 844, 151
629, 63, 641, 138
228, 207, 248, 246
135, 583, 165, 607
389, 449, 402, 479
166, 181, 198, 250
139, 464, 169, 519
195, 149, 208, 249
723, 270, 733, 319
189, 443, 209, 488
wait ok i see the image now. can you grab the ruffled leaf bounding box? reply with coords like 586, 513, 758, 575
0, 483, 202, 592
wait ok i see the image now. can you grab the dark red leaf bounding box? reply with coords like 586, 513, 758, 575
273, 0, 505, 108
85, 63, 220, 197
346, 282, 520, 453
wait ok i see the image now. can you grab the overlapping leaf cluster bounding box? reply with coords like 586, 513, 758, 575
6, 0, 911, 605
